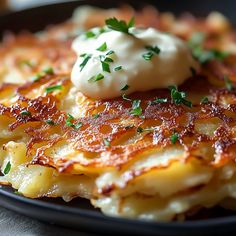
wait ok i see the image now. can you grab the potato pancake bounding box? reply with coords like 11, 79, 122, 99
1, 5, 236, 221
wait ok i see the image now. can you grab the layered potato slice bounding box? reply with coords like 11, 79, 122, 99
1, 5, 236, 221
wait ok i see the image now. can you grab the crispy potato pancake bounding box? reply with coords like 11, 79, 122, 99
1, 5, 236, 221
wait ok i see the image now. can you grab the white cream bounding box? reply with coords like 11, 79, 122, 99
71, 27, 199, 99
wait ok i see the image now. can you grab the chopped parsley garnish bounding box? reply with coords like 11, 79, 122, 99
122, 94, 131, 101
130, 99, 142, 116
97, 42, 107, 52
142, 45, 161, 61
106, 50, 115, 56
32, 73, 43, 82
103, 138, 110, 147
3, 161, 11, 175
105, 17, 135, 35
85, 31, 96, 38
43, 67, 54, 75
101, 61, 111, 73
45, 85, 62, 94
137, 127, 154, 133
151, 98, 168, 105
88, 73, 104, 82
115, 66, 122, 71
66, 114, 83, 129
84, 27, 106, 39
14, 191, 22, 195
169, 86, 192, 108
99, 55, 114, 73
46, 119, 56, 125
121, 84, 129, 91
20, 110, 31, 116
170, 132, 179, 144
93, 114, 100, 119
79, 54, 92, 71
125, 125, 134, 129
224, 75, 233, 91
142, 51, 154, 61
192, 48, 229, 64
200, 96, 209, 104
145, 45, 161, 54
188, 32, 206, 48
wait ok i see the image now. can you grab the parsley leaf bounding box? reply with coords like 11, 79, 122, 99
142, 45, 161, 61
97, 42, 107, 52
20, 110, 31, 116
170, 132, 179, 144
66, 114, 83, 130
46, 119, 56, 125
103, 138, 110, 147
224, 75, 233, 91
151, 98, 168, 105
79, 54, 92, 71
130, 99, 142, 116
105, 17, 135, 35
43, 67, 54, 75
3, 161, 11, 175
115, 66, 122, 71
45, 85, 62, 94
88, 73, 104, 82
200, 96, 209, 105
121, 84, 129, 91
169, 86, 192, 108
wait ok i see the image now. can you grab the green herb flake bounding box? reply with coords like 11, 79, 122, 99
32, 73, 43, 82
142, 51, 154, 61
103, 138, 110, 147
75, 122, 83, 129
85, 31, 96, 38
97, 42, 107, 52
188, 32, 206, 48
145, 45, 161, 55
88, 73, 104, 82
115, 66, 122, 71
3, 161, 11, 175
20, 110, 31, 116
170, 132, 179, 144
106, 50, 114, 56
124, 125, 134, 129
169, 86, 192, 108
151, 98, 168, 105
130, 99, 142, 116
200, 96, 209, 105
43, 67, 54, 75
14, 191, 22, 196
66, 114, 83, 130
224, 75, 233, 91
105, 17, 135, 35
45, 85, 62, 94
121, 84, 129, 91
101, 61, 111, 73
46, 120, 56, 125
93, 114, 100, 119
79, 54, 92, 71
137, 127, 154, 133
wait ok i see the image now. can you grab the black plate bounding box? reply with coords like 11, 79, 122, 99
1, 0, 236, 235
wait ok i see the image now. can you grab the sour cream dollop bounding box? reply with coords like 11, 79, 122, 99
71, 27, 199, 99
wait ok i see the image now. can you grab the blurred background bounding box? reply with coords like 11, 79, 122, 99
0, 0, 70, 11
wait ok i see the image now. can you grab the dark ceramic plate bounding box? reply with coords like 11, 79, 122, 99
1, 1, 236, 235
